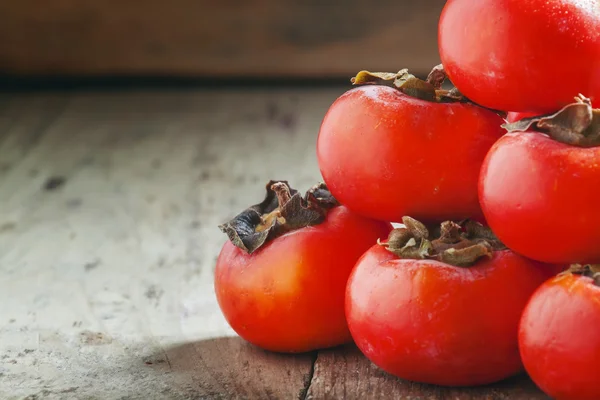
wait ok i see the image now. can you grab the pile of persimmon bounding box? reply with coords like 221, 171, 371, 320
215, 0, 600, 398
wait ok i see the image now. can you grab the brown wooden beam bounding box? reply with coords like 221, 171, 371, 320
0, 0, 444, 77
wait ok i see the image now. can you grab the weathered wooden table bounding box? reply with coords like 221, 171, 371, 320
0, 87, 548, 399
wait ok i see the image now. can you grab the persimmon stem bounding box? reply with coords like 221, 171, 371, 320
568, 264, 600, 286
350, 65, 507, 118
219, 181, 338, 254
379, 217, 504, 267
271, 182, 292, 208
351, 65, 462, 103
503, 95, 600, 148
426, 64, 447, 90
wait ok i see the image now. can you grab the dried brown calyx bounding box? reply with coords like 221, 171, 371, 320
378, 217, 505, 267
567, 264, 600, 286
350, 64, 507, 118
503, 95, 600, 148
218, 181, 339, 254
351, 64, 465, 103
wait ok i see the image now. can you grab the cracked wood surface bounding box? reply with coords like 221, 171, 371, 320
306, 345, 548, 400
0, 88, 547, 399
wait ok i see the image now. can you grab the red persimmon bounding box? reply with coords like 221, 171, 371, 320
519, 265, 600, 400
317, 69, 505, 223
506, 111, 540, 123
507, 101, 599, 123
439, 0, 600, 114
480, 97, 600, 264
215, 181, 391, 353
346, 218, 562, 386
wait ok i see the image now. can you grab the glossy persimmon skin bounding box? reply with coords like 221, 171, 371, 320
317, 85, 505, 224
439, 0, 600, 114
215, 206, 391, 353
480, 131, 600, 264
506, 102, 598, 123
506, 111, 540, 123
519, 273, 600, 400
346, 245, 562, 386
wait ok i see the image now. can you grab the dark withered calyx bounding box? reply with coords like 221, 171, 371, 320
503, 95, 600, 148
567, 264, 600, 287
379, 217, 505, 267
218, 181, 339, 254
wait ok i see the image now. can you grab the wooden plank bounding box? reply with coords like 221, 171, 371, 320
0, 0, 443, 77
0, 87, 547, 398
0, 87, 334, 397
306, 345, 549, 400
166, 337, 316, 399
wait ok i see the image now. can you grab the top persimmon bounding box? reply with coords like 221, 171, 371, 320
439, 0, 600, 114
317, 69, 505, 223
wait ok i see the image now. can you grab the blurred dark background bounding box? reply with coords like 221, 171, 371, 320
0, 0, 445, 87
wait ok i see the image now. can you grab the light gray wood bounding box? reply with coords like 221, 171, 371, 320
0, 88, 547, 399
0, 87, 333, 398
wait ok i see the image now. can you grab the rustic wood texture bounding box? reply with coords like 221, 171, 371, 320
0, 87, 330, 398
307, 345, 549, 400
0, 87, 546, 399
0, 0, 444, 77
165, 338, 316, 399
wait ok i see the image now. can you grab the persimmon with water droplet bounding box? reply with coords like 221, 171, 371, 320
317, 66, 505, 224
480, 96, 600, 264
439, 0, 600, 113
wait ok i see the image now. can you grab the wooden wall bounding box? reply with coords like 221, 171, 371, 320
0, 0, 445, 78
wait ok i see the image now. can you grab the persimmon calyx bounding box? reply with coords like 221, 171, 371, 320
379, 217, 505, 267
568, 264, 600, 286
218, 181, 339, 254
350, 64, 466, 103
503, 95, 600, 147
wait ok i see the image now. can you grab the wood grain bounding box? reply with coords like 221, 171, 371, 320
306, 345, 549, 400
165, 337, 316, 399
0, 88, 547, 399
0, 87, 332, 398
0, 0, 444, 77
